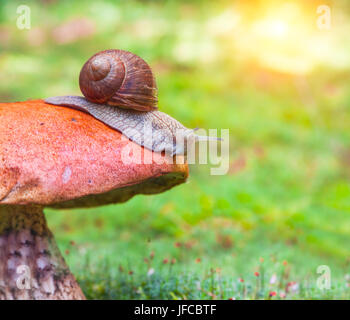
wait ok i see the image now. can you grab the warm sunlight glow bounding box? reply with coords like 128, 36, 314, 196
252, 19, 289, 39
222, 2, 348, 75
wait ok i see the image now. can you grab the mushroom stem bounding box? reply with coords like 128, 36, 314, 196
0, 205, 85, 300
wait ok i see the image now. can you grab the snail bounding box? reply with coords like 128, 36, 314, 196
45, 49, 218, 156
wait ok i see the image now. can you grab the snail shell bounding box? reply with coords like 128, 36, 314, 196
79, 49, 158, 112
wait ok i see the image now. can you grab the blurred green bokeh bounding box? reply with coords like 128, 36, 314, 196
1, 0, 350, 299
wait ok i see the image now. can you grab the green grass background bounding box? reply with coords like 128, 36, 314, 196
1, 0, 350, 299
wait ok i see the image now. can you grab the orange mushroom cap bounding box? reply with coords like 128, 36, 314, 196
0, 100, 188, 208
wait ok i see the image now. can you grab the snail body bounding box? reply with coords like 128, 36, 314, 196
45, 95, 196, 155
45, 49, 217, 155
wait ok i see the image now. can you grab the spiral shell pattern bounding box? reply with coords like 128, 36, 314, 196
79, 49, 158, 112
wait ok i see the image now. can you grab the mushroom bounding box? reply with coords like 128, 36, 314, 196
0, 100, 188, 300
